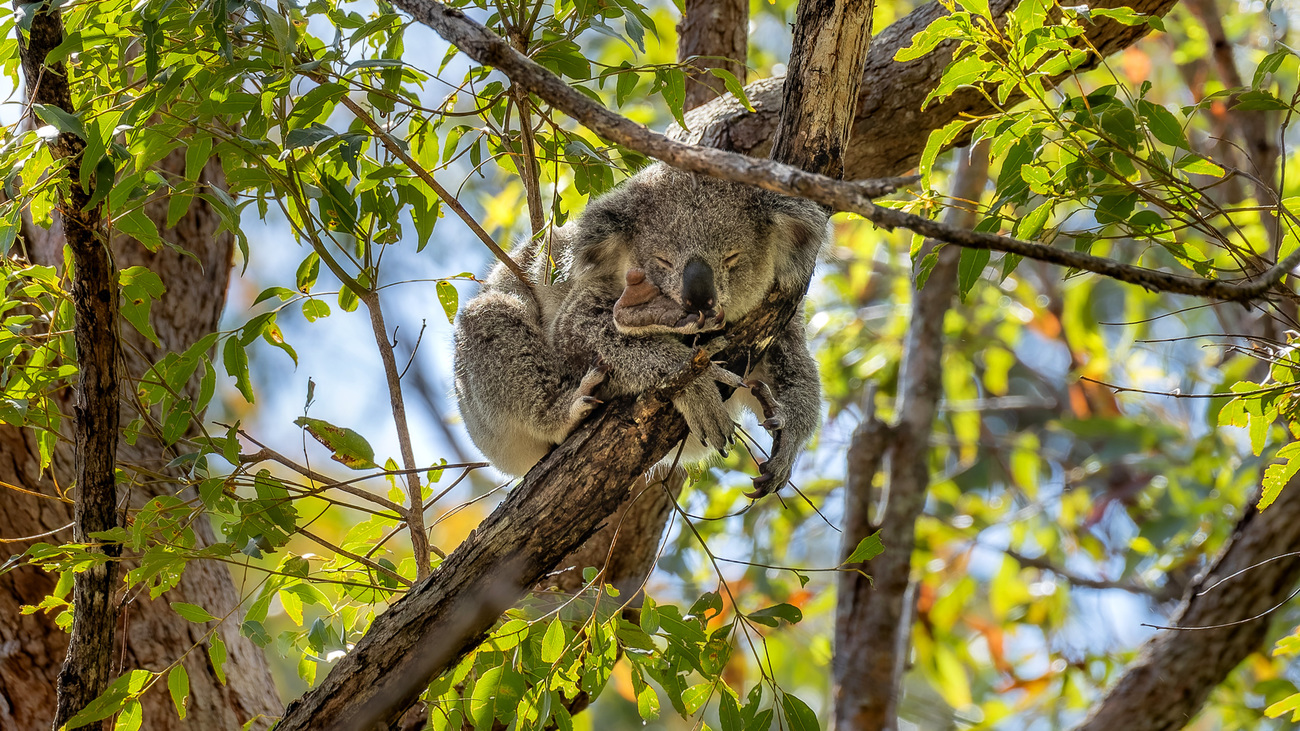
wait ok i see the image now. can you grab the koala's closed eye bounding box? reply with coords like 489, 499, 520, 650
652, 255, 673, 269
722, 251, 741, 268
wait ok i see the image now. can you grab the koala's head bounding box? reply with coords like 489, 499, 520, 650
572, 164, 830, 320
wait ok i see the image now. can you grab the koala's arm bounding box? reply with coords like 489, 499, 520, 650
552, 279, 735, 453
748, 314, 821, 496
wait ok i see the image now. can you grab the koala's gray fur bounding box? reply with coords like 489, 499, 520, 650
453, 163, 829, 494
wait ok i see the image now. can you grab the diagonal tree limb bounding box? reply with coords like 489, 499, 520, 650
1074, 474, 1300, 731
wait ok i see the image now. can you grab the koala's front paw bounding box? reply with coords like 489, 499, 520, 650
672, 379, 735, 455
614, 269, 725, 336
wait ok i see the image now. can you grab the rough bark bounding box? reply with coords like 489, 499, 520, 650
2, 18, 280, 728
1075, 476, 1300, 731
678, 0, 748, 110
676, 0, 1179, 180
769, 0, 873, 178
16, 5, 120, 728
833, 148, 990, 731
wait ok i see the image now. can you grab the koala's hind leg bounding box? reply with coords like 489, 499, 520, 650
454, 291, 607, 476
742, 317, 820, 498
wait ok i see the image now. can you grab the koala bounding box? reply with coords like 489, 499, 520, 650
453, 163, 829, 495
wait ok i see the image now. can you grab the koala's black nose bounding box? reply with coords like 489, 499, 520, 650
681, 258, 716, 313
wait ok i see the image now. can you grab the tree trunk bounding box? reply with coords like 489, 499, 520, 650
0, 136, 280, 731
833, 146, 990, 730
678, 0, 748, 111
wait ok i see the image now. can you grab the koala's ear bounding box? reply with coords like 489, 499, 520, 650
768, 196, 831, 288
572, 189, 641, 276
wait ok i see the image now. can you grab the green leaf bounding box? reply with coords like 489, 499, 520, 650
119, 266, 167, 347
615, 66, 639, 107
1265, 692, 1300, 720
33, 103, 86, 140
895, 16, 966, 62
208, 633, 228, 685
436, 281, 458, 324
919, 120, 968, 188
296, 253, 321, 292
293, 417, 379, 469
541, 617, 567, 664
469, 664, 525, 729
167, 665, 189, 719
844, 530, 885, 564
61, 670, 153, 729
1175, 154, 1225, 177
1254, 49, 1292, 88
338, 283, 359, 312
780, 693, 819, 731
114, 700, 143, 731
222, 338, 255, 403
1139, 100, 1188, 149
682, 682, 713, 714
719, 691, 743, 731
1260, 442, 1300, 510
708, 68, 754, 111
957, 247, 990, 301
171, 602, 216, 623
302, 299, 330, 322
748, 603, 803, 627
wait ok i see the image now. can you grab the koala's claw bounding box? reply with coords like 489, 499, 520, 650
746, 457, 792, 499
761, 416, 785, 431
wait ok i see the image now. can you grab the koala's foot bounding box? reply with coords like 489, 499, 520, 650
566, 360, 611, 425
746, 432, 795, 499
614, 269, 725, 335
744, 378, 786, 432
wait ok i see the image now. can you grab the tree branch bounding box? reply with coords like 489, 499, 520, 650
16, 5, 122, 729
678, 0, 1181, 180
1075, 474, 1300, 731
390, 0, 1295, 305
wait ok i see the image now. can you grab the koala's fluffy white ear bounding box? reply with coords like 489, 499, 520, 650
769, 197, 831, 289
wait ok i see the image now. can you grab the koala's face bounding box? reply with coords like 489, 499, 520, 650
630, 198, 777, 321
574, 165, 829, 322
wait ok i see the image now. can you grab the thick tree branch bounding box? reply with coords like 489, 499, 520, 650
678, 0, 1180, 180
17, 5, 121, 730
1075, 474, 1300, 730
770, 0, 873, 178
